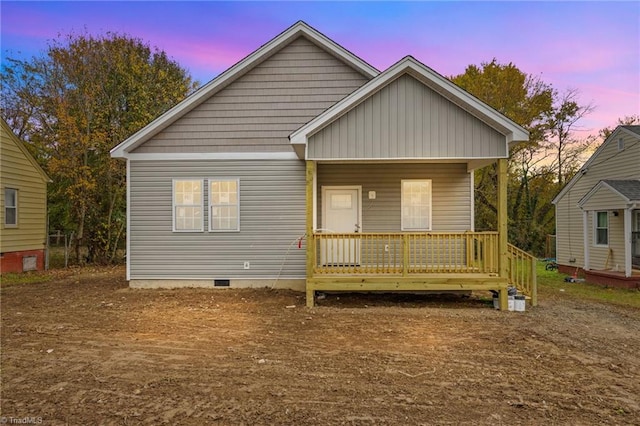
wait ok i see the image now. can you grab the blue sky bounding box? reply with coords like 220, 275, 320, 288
2, 1, 638, 135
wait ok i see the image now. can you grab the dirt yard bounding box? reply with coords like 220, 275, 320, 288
1, 267, 639, 425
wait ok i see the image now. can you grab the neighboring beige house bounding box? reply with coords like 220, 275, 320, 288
552, 125, 640, 288
111, 21, 537, 309
1, 118, 50, 273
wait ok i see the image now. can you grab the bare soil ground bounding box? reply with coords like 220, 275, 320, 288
1, 267, 639, 425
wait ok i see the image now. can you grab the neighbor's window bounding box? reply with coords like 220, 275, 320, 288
209, 179, 239, 232
401, 180, 432, 231
618, 137, 624, 151
173, 179, 203, 232
595, 211, 609, 246
4, 188, 17, 227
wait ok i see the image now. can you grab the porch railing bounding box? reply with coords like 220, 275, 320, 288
313, 232, 499, 275
507, 243, 537, 306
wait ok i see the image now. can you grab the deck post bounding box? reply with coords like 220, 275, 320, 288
305, 160, 316, 308
402, 234, 409, 276
497, 158, 509, 311
530, 256, 538, 306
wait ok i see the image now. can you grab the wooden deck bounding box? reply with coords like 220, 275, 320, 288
305, 231, 536, 309
302, 160, 536, 310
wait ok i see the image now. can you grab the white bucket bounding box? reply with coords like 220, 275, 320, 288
508, 295, 515, 311
515, 295, 526, 312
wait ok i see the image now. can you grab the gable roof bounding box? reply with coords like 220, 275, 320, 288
623, 125, 640, 136
552, 125, 640, 204
578, 179, 640, 209
601, 179, 640, 201
1, 119, 51, 183
110, 21, 379, 158
289, 55, 529, 155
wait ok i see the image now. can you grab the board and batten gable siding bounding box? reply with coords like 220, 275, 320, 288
308, 74, 506, 160
128, 159, 306, 280
132, 37, 370, 154
0, 125, 48, 253
555, 129, 640, 269
318, 163, 472, 232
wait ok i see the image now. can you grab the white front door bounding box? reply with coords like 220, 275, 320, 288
321, 187, 361, 265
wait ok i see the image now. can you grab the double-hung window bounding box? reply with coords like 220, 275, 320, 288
4, 188, 17, 227
594, 211, 608, 246
173, 179, 204, 232
401, 180, 432, 231
209, 179, 239, 232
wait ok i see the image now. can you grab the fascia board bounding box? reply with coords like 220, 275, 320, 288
578, 181, 608, 208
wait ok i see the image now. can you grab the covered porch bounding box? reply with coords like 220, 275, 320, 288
289, 57, 537, 309
578, 179, 640, 280
303, 160, 537, 309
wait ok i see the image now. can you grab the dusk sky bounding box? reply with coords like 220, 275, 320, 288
1, 1, 638, 137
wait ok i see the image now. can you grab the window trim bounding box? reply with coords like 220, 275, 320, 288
172, 179, 204, 233
4, 188, 18, 228
208, 178, 240, 233
401, 179, 432, 231
594, 211, 609, 247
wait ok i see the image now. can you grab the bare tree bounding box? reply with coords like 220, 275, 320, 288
544, 88, 595, 187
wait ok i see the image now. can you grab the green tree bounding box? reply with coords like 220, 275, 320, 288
450, 59, 555, 253
1, 32, 197, 264
451, 60, 597, 256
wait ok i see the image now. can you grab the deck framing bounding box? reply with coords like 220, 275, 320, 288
306, 274, 509, 309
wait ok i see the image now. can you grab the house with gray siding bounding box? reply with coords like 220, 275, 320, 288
111, 21, 537, 308
552, 126, 640, 288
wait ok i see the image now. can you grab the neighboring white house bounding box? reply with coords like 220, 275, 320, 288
552, 125, 640, 288
111, 21, 537, 308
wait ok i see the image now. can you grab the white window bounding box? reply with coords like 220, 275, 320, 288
401, 180, 432, 231
4, 188, 17, 227
172, 179, 203, 232
594, 211, 608, 246
617, 137, 624, 151
209, 179, 239, 232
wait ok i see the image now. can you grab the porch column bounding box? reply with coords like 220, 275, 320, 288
497, 158, 509, 311
624, 208, 632, 277
305, 160, 316, 307
583, 210, 590, 270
